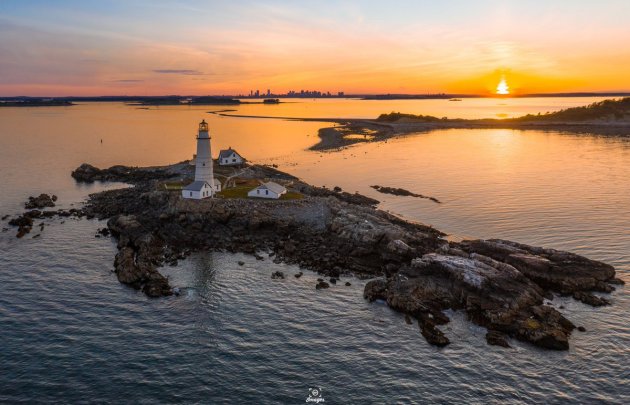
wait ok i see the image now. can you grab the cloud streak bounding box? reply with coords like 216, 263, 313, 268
152, 69, 205, 75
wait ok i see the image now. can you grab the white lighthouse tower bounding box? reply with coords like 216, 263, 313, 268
182, 120, 221, 199
195, 119, 213, 183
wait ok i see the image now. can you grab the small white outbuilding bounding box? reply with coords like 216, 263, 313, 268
247, 182, 287, 199
181, 180, 221, 200
218, 148, 245, 166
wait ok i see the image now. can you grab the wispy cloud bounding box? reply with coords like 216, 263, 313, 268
152, 69, 205, 75
112, 79, 143, 82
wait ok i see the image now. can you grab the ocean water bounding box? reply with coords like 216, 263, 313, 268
0, 100, 628, 403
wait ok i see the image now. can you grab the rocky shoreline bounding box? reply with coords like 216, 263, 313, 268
3, 161, 623, 350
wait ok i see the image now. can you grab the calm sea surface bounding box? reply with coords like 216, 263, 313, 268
0, 99, 628, 404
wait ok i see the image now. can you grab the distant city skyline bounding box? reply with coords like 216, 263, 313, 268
1, 1, 630, 96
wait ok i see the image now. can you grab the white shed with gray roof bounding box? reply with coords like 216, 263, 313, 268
247, 182, 287, 199
181, 179, 221, 199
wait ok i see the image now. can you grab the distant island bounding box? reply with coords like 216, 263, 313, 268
0, 96, 283, 106
0, 99, 73, 107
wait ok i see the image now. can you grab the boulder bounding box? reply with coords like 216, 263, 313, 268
486, 330, 510, 348
24, 194, 56, 209
271, 271, 285, 280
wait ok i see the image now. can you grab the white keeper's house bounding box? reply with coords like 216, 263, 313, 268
218, 147, 245, 166
247, 182, 287, 199
182, 120, 222, 200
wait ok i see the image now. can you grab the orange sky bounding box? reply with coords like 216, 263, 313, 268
1, 1, 630, 96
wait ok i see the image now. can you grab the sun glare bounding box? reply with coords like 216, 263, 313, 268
496, 76, 510, 95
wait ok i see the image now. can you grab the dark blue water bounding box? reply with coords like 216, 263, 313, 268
1, 218, 628, 404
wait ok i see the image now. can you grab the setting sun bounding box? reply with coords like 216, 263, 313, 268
496, 77, 510, 95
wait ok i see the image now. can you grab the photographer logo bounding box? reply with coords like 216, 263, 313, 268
306, 387, 325, 403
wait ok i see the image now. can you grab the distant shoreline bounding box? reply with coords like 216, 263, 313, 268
0, 100, 74, 107
2, 92, 630, 102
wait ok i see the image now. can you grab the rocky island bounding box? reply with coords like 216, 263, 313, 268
3, 156, 622, 351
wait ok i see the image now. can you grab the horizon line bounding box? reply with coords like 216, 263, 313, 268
3, 91, 630, 99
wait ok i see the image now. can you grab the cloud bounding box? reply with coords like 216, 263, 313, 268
112, 79, 143, 82
152, 69, 205, 75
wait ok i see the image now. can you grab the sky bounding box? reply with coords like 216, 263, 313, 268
1, 0, 629, 96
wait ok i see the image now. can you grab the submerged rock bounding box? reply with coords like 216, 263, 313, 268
316, 281, 330, 290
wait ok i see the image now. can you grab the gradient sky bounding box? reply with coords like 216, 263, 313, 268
1, 0, 629, 96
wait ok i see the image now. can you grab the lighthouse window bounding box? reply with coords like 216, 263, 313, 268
189, 192, 193, 197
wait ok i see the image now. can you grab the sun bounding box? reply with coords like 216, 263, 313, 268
496, 76, 510, 95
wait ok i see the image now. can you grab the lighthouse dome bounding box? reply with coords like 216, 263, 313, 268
199, 120, 208, 132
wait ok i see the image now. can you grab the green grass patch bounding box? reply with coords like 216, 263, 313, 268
217, 186, 303, 200
217, 186, 251, 198
162, 181, 188, 191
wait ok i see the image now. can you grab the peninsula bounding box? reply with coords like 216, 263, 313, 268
210, 97, 630, 150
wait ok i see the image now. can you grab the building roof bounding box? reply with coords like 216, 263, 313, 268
255, 181, 287, 194
183, 180, 210, 191
218, 147, 242, 160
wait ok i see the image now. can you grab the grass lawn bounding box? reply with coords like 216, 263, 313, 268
217, 186, 303, 200
217, 186, 250, 198
162, 181, 187, 191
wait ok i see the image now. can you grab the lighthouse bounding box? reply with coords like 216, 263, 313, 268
182, 120, 221, 199
195, 119, 213, 184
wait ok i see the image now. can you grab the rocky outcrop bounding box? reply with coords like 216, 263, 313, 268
370, 185, 441, 203
295, 183, 379, 206
71, 163, 173, 184
459, 239, 619, 302
108, 215, 172, 297
364, 242, 619, 350
25, 194, 57, 209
